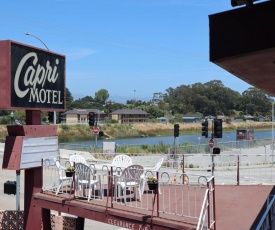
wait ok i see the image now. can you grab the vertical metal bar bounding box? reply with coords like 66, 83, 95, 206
237, 155, 240, 186
110, 167, 114, 208
212, 177, 217, 230
16, 170, 20, 211
211, 149, 214, 176
182, 155, 185, 184
207, 180, 211, 229
272, 102, 274, 165
211, 119, 214, 177
156, 171, 159, 217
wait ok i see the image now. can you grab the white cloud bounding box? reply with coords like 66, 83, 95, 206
65, 48, 96, 61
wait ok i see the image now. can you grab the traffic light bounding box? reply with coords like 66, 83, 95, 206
88, 112, 95, 126
213, 147, 221, 154
201, 120, 208, 138
174, 124, 180, 137
48, 112, 54, 123
213, 119, 223, 138
58, 112, 63, 123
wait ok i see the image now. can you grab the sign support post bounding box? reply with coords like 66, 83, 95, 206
24, 110, 43, 230
93, 126, 99, 147
209, 138, 215, 176
16, 170, 20, 211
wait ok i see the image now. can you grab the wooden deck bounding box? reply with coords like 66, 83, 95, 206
34, 184, 275, 230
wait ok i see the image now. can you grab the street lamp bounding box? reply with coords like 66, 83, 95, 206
24, 32, 56, 125
24, 32, 50, 50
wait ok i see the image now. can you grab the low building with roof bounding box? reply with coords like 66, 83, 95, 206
244, 115, 254, 122
63, 109, 105, 124
182, 114, 202, 123
157, 117, 169, 124
111, 109, 149, 124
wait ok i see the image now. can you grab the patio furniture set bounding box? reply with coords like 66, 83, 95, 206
54, 154, 164, 202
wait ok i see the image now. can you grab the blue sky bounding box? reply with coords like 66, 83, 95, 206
0, 1, 266, 103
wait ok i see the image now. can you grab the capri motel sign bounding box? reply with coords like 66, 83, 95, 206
0, 40, 65, 110
14, 52, 63, 105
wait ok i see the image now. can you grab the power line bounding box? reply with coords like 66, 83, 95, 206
0, 13, 207, 61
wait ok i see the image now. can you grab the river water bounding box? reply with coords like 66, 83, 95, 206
62, 129, 274, 147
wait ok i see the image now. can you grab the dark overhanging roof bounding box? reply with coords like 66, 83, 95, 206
111, 109, 148, 115
209, 1, 275, 96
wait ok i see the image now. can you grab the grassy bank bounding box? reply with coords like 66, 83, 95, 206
0, 122, 272, 143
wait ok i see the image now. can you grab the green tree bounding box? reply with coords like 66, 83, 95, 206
71, 96, 94, 109
94, 89, 109, 107
164, 80, 241, 117
239, 87, 273, 116
66, 87, 74, 110
146, 106, 165, 119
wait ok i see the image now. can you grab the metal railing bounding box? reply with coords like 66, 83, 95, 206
168, 138, 274, 156
196, 177, 216, 230
44, 140, 275, 229
42, 157, 215, 227
256, 195, 275, 230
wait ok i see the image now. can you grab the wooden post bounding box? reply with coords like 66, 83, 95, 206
24, 110, 42, 230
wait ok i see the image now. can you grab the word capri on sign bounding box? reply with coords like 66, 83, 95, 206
0, 40, 65, 111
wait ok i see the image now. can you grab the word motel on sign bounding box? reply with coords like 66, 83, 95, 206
14, 52, 63, 105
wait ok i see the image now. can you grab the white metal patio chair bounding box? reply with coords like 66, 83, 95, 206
69, 154, 87, 166
74, 163, 101, 201
55, 160, 73, 195
114, 164, 144, 203
111, 154, 133, 175
141, 158, 164, 194
112, 154, 132, 168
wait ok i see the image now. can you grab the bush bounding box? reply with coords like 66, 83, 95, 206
60, 124, 70, 131
108, 119, 118, 124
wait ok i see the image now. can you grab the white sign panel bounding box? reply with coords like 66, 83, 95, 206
103, 142, 116, 154
20, 136, 59, 169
